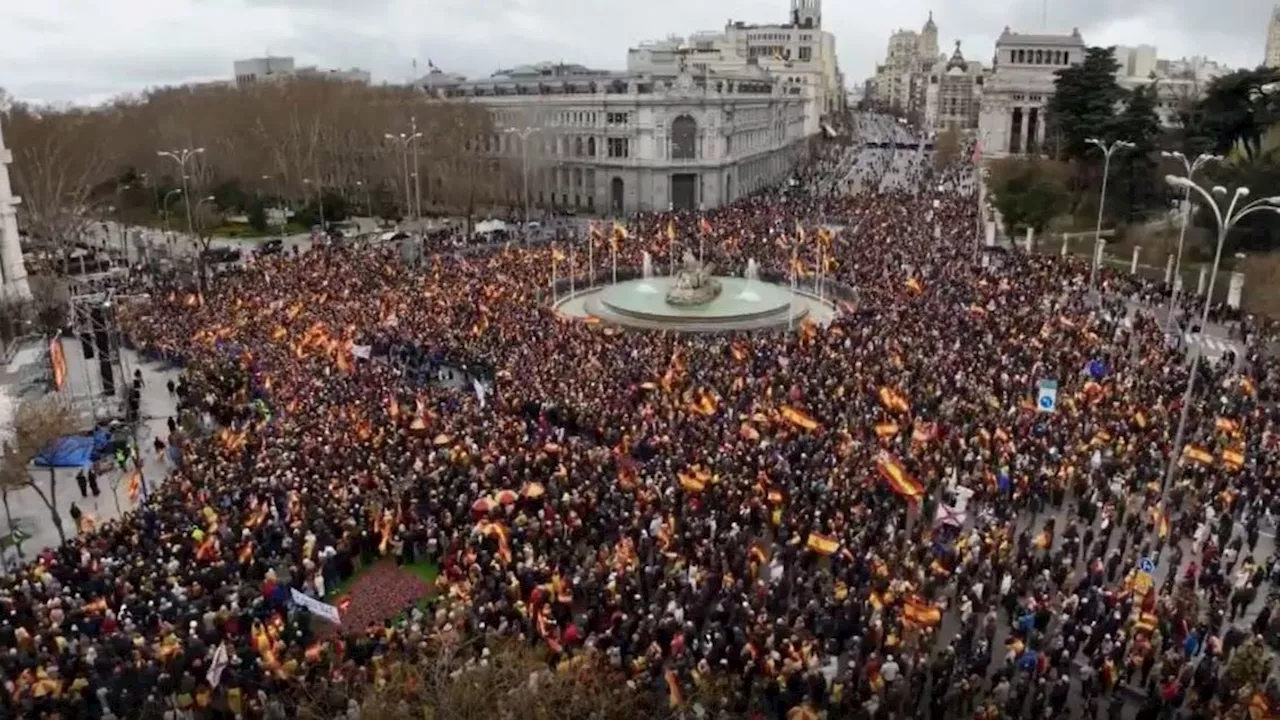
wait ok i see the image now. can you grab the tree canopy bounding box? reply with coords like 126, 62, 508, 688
987, 157, 1070, 234
1046, 47, 1125, 161
0, 79, 519, 246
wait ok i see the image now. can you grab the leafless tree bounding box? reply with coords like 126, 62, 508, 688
3, 103, 122, 264
1, 397, 79, 547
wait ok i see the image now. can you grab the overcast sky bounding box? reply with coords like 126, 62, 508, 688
0, 0, 1273, 104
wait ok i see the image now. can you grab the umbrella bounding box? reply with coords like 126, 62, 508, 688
522, 482, 546, 499
472, 496, 497, 514
495, 489, 519, 505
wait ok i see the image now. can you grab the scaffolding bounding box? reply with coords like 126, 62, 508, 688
66, 284, 132, 426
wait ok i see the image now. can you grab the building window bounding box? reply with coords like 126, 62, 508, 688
798, 46, 812, 62
1035, 50, 1044, 64
607, 138, 630, 158
587, 137, 596, 157
575, 137, 583, 156
671, 115, 698, 159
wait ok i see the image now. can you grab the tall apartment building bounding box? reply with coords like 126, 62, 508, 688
1267, 4, 1280, 68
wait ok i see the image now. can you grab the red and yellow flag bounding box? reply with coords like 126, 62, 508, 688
876, 452, 924, 500
780, 405, 820, 431
806, 533, 839, 556
902, 598, 942, 626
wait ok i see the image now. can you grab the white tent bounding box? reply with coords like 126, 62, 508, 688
474, 219, 508, 235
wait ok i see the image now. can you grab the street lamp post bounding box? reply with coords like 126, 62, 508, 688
384, 128, 423, 221
1160, 176, 1280, 501
356, 180, 372, 219
156, 147, 205, 239
1086, 137, 1134, 295
303, 178, 326, 232
1159, 151, 1221, 333
503, 126, 542, 229
161, 189, 183, 241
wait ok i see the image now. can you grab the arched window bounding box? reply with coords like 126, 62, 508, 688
574, 137, 584, 156
671, 115, 698, 159
587, 137, 596, 157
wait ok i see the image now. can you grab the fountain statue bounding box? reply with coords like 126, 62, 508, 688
666, 252, 722, 306
744, 258, 760, 283
642, 251, 654, 279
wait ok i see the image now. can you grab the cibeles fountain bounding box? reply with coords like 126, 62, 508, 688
556, 252, 836, 333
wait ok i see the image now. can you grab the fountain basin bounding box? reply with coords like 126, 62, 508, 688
553, 276, 837, 332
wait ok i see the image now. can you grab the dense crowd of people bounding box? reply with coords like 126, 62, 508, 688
2, 113, 1279, 719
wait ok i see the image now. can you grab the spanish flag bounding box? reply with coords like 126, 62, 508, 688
1222, 447, 1245, 471
1182, 445, 1214, 465
1133, 612, 1158, 634
665, 220, 676, 243
688, 389, 717, 416
876, 452, 924, 500
874, 422, 900, 438
678, 472, 706, 494
611, 222, 628, 250
878, 387, 910, 414
780, 405, 820, 431
806, 533, 839, 556
905, 277, 924, 294
902, 598, 942, 626
126, 471, 141, 501
1215, 417, 1239, 434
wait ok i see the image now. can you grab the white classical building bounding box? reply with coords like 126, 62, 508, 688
626, 0, 844, 137
232, 56, 371, 87
0, 117, 30, 301
416, 60, 808, 214
977, 27, 1086, 157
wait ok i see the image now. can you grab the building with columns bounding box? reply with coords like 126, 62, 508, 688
0, 117, 30, 301
977, 27, 1085, 157
416, 59, 808, 215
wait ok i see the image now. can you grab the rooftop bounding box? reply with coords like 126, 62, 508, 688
996, 27, 1085, 47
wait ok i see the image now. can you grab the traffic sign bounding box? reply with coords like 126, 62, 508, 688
1137, 557, 1156, 573
1036, 380, 1058, 413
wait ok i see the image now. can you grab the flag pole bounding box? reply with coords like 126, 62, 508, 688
588, 232, 595, 289
611, 236, 617, 285
551, 245, 558, 304
789, 247, 797, 331
569, 241, 576, 297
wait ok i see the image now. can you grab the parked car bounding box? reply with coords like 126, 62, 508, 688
257, 239, 284, 256
202, 246, 242, 264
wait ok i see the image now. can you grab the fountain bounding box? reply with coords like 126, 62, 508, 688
744, 258, 760, 283
642, 251, 654, 279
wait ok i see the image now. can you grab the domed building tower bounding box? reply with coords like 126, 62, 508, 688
919, 12, 939, 61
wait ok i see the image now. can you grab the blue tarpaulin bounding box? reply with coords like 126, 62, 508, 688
31, 428, 112, 468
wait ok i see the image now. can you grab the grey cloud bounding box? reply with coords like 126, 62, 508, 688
0, 0, 1270, 103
